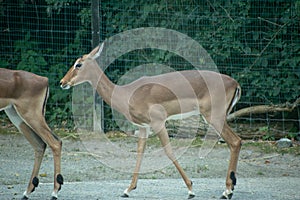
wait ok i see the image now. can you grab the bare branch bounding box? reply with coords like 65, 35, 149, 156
248, 21, 287, 70
227, 97, 300, 121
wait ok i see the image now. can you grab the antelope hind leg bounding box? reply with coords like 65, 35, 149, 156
220, 124, 241, 199
5, 107, 46, 199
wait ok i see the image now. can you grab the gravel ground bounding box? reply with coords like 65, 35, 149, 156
2, 177, 300, 200
0, 132, 300, 200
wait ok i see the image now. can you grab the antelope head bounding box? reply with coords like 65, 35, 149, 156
60, 43, 104, 89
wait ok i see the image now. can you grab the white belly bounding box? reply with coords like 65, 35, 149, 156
167, 110, 200, 120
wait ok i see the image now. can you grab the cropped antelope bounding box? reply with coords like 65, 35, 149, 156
60, 42, 242, 199
0, 68, 63, 200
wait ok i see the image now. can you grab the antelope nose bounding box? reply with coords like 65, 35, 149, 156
60, 80, 69, 89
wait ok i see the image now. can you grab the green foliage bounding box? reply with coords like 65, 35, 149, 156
0, 1, 91, 130
100, 0, 299, 131
46, 0, 84, 14
259, 126, 276, 141
14, 32, 47, 73
1, 0, 299, 131
101, 0, 299, 105
0, 60, 9, 68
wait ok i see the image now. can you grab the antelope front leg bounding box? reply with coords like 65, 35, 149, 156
220, 124, 241, 199
157, 126, 195, 199
122, 128, 147, 198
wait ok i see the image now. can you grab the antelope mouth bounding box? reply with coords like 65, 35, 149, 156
60, 81, 71, 90
60, 84, 70, 90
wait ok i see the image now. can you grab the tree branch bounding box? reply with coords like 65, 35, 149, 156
227, 97, 300, 122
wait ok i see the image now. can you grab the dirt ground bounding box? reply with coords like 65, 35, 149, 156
0, 130, 300, 200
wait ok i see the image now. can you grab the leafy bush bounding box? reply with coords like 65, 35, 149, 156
0, 0, 299, 131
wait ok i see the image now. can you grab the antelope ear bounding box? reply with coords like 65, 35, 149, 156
90, 42, 104, 59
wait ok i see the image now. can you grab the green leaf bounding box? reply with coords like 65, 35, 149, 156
261, 58, 268, 67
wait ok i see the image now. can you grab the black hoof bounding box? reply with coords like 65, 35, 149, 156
50, 196, 58, 200
188, 193, 195, 199
21, 196, 29, 200
121, 193, 129, 198
220, 193, 233, 199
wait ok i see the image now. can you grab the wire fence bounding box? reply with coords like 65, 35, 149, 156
0, 1, 299, 139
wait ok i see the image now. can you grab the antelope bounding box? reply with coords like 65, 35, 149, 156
60, 42, 242, 199
0, 68, 63, 200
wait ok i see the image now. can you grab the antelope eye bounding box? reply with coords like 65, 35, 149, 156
75, 63, 82, 68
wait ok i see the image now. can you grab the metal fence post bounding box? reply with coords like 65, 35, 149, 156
91, 0, 101, 132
